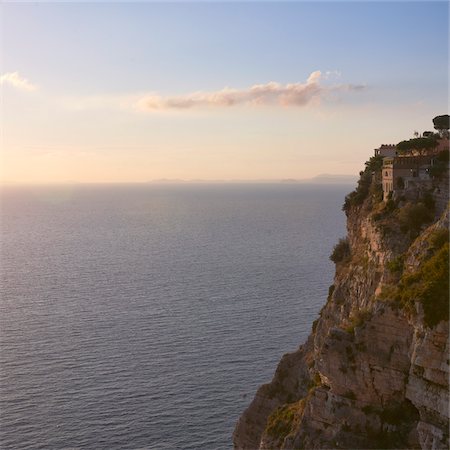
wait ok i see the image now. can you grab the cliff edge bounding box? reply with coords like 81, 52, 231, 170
233, 156, 449, 449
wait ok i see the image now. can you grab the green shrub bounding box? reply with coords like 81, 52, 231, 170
430, 150, 449, 179
265, 400, 305, 443
430, 164, 447, 178
330, 238, 350, 264
378, 284, 400, 303
386, 255, 404, 274
398, 202, 433, 236
265, 405, 295, 440
371, 193, 398, 222
382, 243, 449, 327
385, 198, 397, 213
422, 192, 435, 211
345, 308, 372, 334
428, 228, 449, 250
370, 182, 383, 203
343, 156, 383, 212
415, 243, 449, 327
365, 155, 384, 172
365, 400, 420, 449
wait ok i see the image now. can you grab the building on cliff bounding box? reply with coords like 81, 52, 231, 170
381, 155, 435, 201
381, 138, 450, 201
374, 144, 398, 158
234, 144, 449, 450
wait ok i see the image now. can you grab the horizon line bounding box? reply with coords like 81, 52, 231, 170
0, 175, 359, 187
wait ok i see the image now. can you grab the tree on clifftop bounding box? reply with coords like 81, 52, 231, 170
433, 114, 449, 138
396, 137, 438, 155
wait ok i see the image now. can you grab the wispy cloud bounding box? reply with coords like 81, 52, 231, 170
137, 71, 365, 111
5, 69, 364, 114
0, 72, 38, 91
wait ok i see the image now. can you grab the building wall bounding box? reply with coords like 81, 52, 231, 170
375, 145, 397, 158
381, 156, 433, 200
382, 161, 394, 200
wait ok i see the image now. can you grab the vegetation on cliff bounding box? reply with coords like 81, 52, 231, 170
264, 399, 306, 447
342, 155, 383, 213
234, 140, 449, 449
396, 137, 438, 155
330, 238, 350, 264
380, 238, 449, 327
430, 149, 450, 178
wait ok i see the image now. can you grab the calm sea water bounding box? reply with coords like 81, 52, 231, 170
0, 183, 349, 450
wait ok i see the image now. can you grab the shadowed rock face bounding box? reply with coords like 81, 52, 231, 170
233, 178, 449, 450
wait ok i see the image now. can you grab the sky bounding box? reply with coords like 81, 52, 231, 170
1, 1, 448, 184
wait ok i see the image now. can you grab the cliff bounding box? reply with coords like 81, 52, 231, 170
233, 161, 449, 449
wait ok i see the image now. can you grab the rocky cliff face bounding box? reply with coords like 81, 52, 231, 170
234, 174, 449, 450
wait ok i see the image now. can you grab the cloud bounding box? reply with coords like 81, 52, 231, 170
137, 71, 365, 111
0, 72, 38, 91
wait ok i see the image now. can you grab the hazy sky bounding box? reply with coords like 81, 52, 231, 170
1, 1, 448, 184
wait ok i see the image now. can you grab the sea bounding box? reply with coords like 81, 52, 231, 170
0, 183, 350, 450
